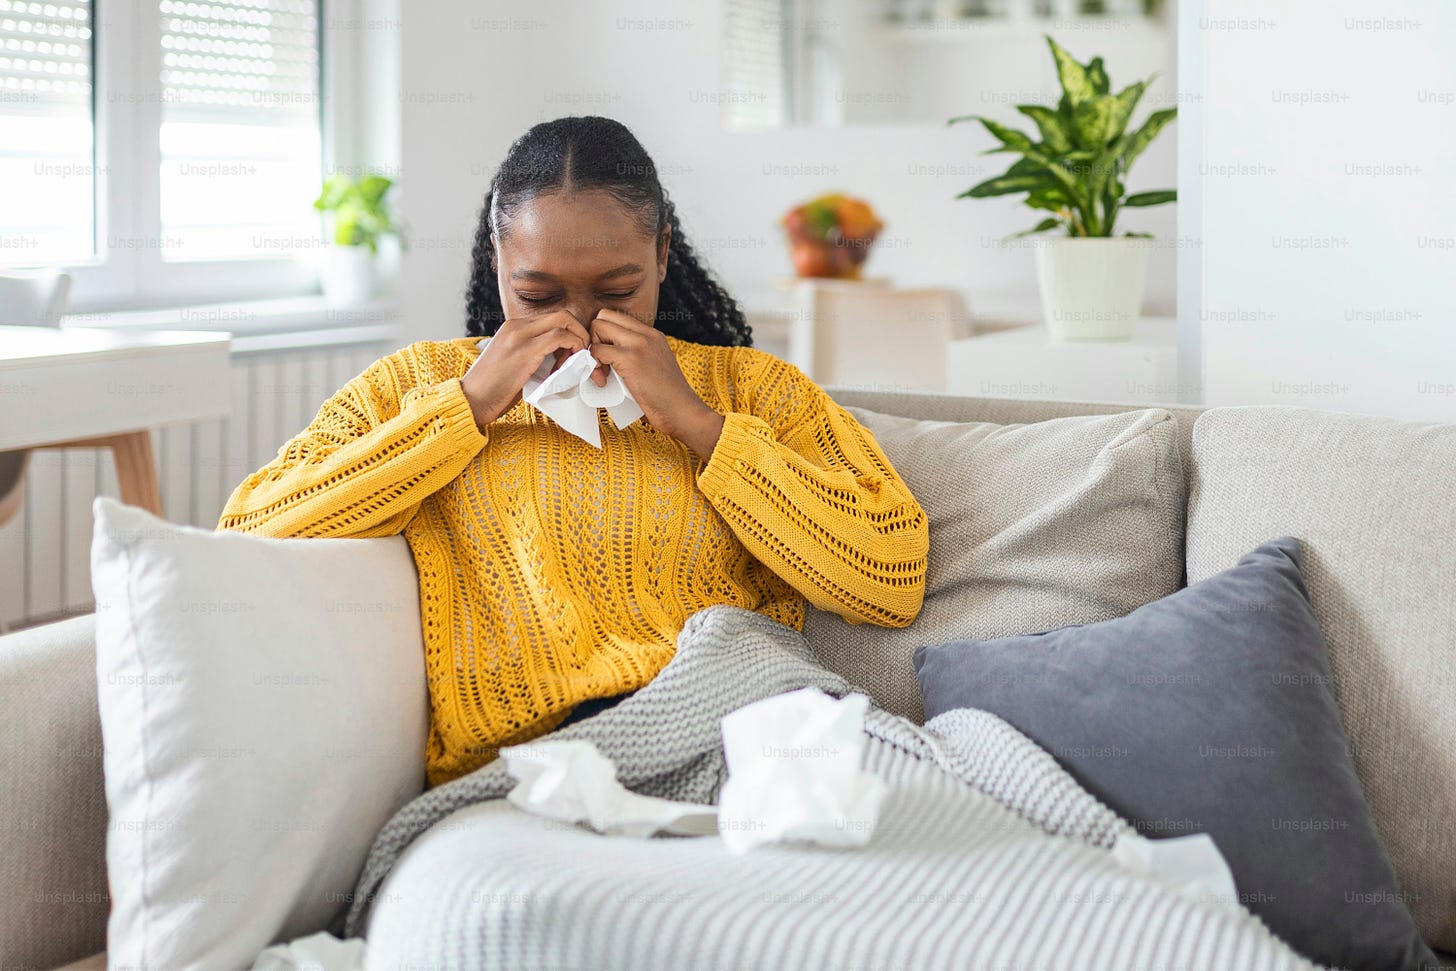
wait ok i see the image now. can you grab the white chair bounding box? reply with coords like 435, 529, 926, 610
0, 270, 73, 544
787, 281, 975, 392
0, 268, 72, 327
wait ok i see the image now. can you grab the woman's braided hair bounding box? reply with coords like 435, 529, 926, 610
465, 116, 752, 347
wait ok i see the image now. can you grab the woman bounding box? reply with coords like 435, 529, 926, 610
219, 116, 929, 788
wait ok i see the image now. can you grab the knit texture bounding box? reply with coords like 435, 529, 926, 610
217, 335, 928, 787
349, 605, 1318, 971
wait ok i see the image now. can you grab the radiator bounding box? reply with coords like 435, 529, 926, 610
1, 338, 394, 630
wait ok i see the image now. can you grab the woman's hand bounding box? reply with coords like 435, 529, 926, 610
460, 310, 592, 428
587, 309, 725, 459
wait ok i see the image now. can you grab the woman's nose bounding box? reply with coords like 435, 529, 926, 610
566, 302, 599, 333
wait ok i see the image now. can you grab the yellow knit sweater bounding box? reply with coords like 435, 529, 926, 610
218, 334, 928, 786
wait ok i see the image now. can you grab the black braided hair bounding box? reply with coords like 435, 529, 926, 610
464, 116, 752, 347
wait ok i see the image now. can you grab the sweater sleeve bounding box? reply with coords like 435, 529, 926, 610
217, 343, 489, 539
695, 352, 929, 628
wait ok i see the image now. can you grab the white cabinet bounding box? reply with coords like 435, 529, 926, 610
947, 316, 1181, 404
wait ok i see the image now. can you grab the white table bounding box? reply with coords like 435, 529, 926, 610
0, 326, 233, 515
947, 316, 1180, 404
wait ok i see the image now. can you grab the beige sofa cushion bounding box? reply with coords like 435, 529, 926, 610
0, 614, 108, 970
1186, 405, 1456, 952
804, 406, 1186, 722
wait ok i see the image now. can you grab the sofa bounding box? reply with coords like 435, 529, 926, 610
2, 388, 1452, 970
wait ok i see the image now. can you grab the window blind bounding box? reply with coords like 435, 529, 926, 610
0, 0, 95, 263
160, 0, 318, 122
158, 0, 322, 260
0, 0, 91, 107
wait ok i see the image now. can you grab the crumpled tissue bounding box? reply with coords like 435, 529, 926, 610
716, 688, 887, 854
249, 931, 364, 971
1110, 830, 1240, 913
522, 348, 644, 448
502, 738, 718, 837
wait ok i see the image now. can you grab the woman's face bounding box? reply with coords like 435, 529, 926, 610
493, 188, 669, 329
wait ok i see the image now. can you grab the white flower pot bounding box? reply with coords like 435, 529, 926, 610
1033, 236, 1151, 341
320, 246, 377, 308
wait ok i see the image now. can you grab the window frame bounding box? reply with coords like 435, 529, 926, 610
50, 0, 338, 313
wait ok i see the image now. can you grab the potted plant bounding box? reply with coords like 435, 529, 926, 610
781, 194, 884, 279
950, 37, 1176, 340
313, 172, 403, 307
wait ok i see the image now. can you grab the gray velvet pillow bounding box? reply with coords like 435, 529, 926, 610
914, 538, 1436, 971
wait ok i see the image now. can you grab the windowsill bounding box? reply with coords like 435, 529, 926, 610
59, 295, 403, 355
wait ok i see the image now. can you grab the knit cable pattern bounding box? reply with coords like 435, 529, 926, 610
218, 334, 928, 787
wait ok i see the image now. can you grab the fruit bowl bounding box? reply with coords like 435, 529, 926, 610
781, 194, 883, 279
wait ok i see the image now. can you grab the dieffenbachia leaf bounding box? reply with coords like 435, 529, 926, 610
1016, 105, 1073, 155
977, 117, 1036, 154
1008, 217, 1064, 238
1072, 95, 1117, 149
1122, 108, 1177, 169
1026, 187, 1070, 212
1107, 80, 1147, 141
1048, 36, 1095, 109
1123, 189, 1177, 207
957, 172, 1052, 198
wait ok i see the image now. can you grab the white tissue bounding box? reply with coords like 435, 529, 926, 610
1110, 831, 1240, 913
249, 932, 365, 971
502, 738, 718, 837
716, 688, 887, 854
522, 348, 644, 448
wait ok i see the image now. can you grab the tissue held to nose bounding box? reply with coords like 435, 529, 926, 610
717, 688, 887, 854
521, 348, 645, 448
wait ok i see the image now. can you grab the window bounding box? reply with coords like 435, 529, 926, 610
0, 0, 325, 309
721, 0, 842, 130
722, 0, 791, 130
158, 0, 320, 260
0, 0, 95, 264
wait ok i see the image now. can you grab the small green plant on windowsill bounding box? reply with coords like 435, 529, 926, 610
312, 172, 404, 307
312, 173, 404, 253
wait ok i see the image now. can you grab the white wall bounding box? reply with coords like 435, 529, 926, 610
392, 0, 1178, 344
1188, 0, 1456, 420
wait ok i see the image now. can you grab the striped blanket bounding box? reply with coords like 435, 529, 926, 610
337, 605, 1317, 971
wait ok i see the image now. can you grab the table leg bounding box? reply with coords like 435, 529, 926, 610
32, 430, 165, 517
108, 431, 164, 517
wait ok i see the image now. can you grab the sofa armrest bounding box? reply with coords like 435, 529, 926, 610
0, 614, 109, 968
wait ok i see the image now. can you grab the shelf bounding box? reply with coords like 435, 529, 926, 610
61, 295, 401, 338
877, 14, 1168, 42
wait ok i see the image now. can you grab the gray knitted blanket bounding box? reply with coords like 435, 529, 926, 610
338, 605, 1316, 970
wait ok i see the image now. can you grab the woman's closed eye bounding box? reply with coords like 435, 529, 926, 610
515, 289, 638, 305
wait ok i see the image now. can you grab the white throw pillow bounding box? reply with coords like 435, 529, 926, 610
90, 497, 428, 970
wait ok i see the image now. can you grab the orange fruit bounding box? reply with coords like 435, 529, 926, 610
836, 198, 881, 240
